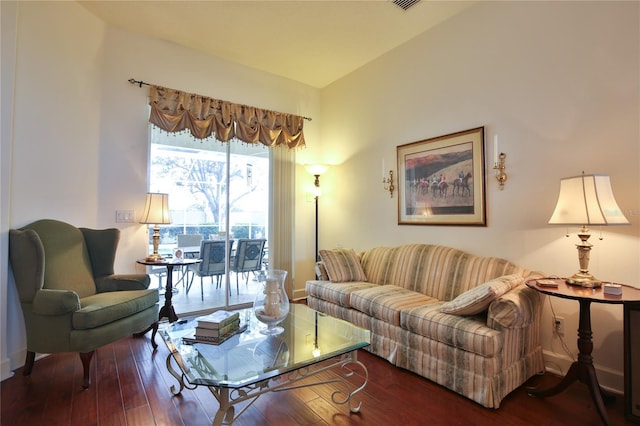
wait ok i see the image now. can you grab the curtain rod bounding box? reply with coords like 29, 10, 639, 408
128, 78, 312, 121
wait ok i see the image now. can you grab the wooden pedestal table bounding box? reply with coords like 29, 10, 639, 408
526, 278, 640, 426
137, 258, 201, 323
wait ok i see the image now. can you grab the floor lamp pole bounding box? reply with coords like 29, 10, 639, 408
314, 195, 319, 261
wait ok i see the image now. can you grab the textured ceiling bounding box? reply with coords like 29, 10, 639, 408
80, 1, 474, 88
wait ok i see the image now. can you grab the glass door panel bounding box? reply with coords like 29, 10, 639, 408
148, 126, 270, 315
226, 142, 270, 307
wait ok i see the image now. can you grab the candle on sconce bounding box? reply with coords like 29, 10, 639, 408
493, 135, 499, 164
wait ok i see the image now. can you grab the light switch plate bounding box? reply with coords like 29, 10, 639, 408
116, 210, 135, 223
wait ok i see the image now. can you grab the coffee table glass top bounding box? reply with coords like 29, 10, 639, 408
159, 304, 370, 388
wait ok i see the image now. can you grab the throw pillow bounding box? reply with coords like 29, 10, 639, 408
314, 261, 329, 281
319, 248, 368, 283
439, 274, 524, 315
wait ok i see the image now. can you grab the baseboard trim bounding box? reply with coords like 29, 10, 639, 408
1, 356, 13, 381
292, 289, 307, 301
542, 349, 623, 395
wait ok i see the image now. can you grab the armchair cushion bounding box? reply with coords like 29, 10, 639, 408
74, 289, 159, 330
24, 220, 96, 298
80, 227, 118, 278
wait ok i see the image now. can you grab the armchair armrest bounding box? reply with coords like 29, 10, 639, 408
95, 274, 151, 292
32, 289, 80, 316
487, 285, 542, 329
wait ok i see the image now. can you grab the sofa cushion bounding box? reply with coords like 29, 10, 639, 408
439, 274, 524, 315
73, 289, 159, 330
305, 280, 377, 308
401, 303, 503, 357
350, 285, 437, 326
319, 248, 367, 282
360, 244, 529, 301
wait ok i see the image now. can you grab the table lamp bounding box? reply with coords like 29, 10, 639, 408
140, 192, 171, 261
548, 173, 629, 287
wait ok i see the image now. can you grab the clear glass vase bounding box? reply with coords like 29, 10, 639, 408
253, 269, 289, 335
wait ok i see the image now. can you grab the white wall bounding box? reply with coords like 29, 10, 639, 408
319, 1, 640, 392
0, 0, 18, 381
1, 1, 320, 375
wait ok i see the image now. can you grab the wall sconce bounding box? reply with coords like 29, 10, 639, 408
382, 170, 395, 197
492, 135, 507, 189
494, 153, 507, 189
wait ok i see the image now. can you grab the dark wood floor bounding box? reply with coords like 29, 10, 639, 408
1, 332, 634, 426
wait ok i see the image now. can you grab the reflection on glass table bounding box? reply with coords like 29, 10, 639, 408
159, 304, 370, 425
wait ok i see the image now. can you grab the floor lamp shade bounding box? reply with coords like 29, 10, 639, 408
140, 193, 171, 261
548, 174, 629, 286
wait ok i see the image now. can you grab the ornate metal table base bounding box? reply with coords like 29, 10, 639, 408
166, 351, 368, 426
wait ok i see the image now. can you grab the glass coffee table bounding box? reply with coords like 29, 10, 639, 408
159, 304, 371, 425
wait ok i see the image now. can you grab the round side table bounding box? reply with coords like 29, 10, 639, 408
137, 258, 201, 323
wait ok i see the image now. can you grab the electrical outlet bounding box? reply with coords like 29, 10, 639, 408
553, 316, 564, 336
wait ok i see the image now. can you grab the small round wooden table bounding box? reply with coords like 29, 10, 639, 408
137, 258, 201, 323
526, 278, 640, 425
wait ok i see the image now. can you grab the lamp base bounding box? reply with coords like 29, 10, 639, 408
566, 272, 601, 288
145, 253, 165, 262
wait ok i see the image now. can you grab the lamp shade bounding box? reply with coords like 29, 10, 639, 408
140, 193, 171, 225
305, 164, 328, 176
548, 174, 629, 226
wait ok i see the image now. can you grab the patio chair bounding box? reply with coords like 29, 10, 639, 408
187, 239, 234, 300
173, 234, 203, 289
231, 238, 267, 294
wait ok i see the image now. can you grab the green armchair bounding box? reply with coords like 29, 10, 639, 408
9, 219, 159, 388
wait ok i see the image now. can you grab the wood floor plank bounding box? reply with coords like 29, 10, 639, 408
2, 334, 635, 426
113, 338, 148, 411
69, 352, 98, 426
130, 337, 185, 426
95, 345, 127, 425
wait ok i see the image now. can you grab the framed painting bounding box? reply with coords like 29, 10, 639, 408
397, 127, 486, 226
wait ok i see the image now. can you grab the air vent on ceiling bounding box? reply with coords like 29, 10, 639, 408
392, 0, 421, 11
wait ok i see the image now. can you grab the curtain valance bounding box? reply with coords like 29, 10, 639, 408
148, 85, 306, 149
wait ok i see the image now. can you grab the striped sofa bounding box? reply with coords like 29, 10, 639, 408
306, 244, 544, 408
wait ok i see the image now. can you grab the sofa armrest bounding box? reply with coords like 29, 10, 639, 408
32, 289, 80, 316
487, 285, 542, 329
95, 274, 151, 292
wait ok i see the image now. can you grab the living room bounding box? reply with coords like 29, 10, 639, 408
1, 0, 638, 423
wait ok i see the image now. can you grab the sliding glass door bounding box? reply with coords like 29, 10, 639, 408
148, 126, 270, 314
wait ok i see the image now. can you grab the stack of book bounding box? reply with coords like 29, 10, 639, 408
191, 310, 243, 344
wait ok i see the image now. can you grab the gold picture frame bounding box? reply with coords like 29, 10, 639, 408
397, 127, 486, 226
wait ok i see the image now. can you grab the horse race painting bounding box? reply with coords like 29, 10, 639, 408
397, 127, 486, 226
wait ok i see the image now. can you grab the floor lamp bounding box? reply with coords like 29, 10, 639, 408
305, 165, 328, 262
